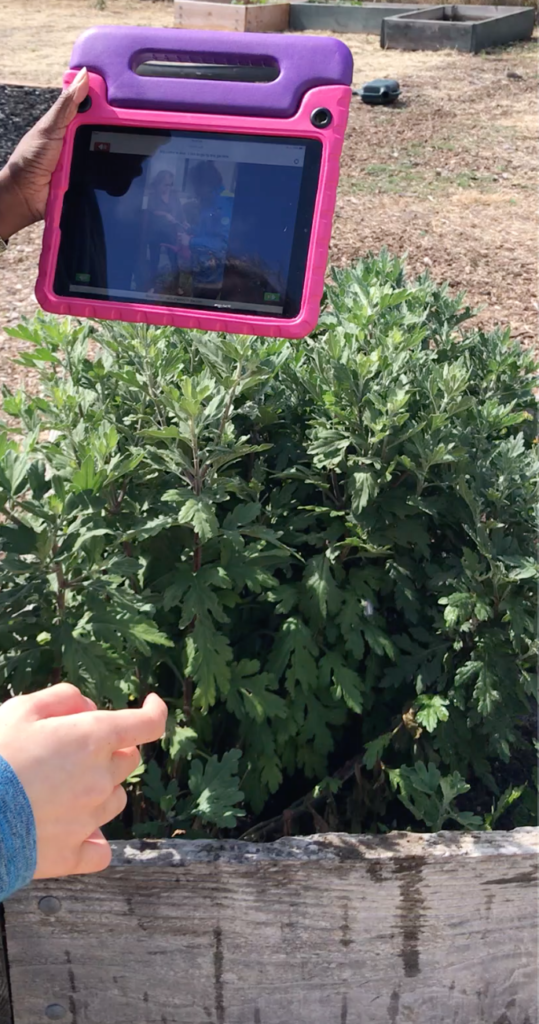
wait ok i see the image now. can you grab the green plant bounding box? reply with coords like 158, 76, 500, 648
388, 762, 483, 831
0, 253, 536, 838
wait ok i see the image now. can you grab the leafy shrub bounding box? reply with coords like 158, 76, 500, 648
0, 254, 536, 838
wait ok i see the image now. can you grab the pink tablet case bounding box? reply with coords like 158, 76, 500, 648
36, 27, 353, 338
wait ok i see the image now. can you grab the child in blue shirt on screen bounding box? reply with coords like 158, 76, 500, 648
183, 161, 235, 296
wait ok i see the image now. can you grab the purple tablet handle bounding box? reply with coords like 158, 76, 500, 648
70, 26, 353, 118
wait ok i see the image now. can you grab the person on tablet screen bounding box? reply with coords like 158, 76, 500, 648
183, 161, 234, 299
145, 169, 184, 292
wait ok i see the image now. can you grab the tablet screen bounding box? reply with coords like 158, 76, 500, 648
53, 125, 322, 320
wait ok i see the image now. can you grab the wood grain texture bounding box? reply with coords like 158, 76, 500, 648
4, 829, 538, 1024
174, 2, 247, 31
243, 3, 290, 31
173, 1, 290, 31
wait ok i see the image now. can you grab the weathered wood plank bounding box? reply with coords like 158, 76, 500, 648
173, 1, 290, 31
4, 829, 538, 1024
0, 908, 13, 1024
289, 2, 420, 33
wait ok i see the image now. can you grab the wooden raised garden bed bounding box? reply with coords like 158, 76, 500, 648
289, 2, 420, 32
381, 2, 535, 49
174, 0, 290, 31
3, 829, 538, 1024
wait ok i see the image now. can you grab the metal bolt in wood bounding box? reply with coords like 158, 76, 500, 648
38, 897, 61, 916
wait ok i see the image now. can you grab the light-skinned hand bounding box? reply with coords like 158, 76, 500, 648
0, 66, 89, 241
0, 683, 167, 879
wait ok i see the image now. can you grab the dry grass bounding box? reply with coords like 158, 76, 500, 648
0, 0, 177, 87
332, 33, 538, 349
0, 0, 536, 387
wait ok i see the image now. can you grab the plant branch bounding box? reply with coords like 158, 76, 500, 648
182, 675, 193, 722
238, 752, 364, 843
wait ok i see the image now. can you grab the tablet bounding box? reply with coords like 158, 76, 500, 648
54, 125, 322, 320
36, 27, 353, 338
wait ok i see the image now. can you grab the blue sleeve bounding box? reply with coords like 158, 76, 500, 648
0, 755, 36, 901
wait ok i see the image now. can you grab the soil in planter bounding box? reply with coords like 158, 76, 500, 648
0, 84, 61, 166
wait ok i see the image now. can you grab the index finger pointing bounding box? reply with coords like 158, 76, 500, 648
91, 693, 168, 751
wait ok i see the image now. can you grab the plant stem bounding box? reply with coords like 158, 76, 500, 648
182, 675, 193, 722
238, 752, 364, 842
217, 359, 243, 444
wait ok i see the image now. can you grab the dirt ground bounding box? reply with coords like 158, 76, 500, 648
0, 0, 536, 395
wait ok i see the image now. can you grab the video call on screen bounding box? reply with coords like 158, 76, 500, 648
54, 127, 322, 318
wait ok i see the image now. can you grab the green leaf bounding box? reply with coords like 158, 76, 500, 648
72, 455, 100, 493
141, 426, 182, 439
62, 633, 112, 693
313, 777, 342, 798
337, 590, 366, 660
167, 724, 198, 762
320, 651, 363, 713
190, 620, 233, 711
350, 471, 378, 515
129, 621, 175, 655
415, 695, 450, 732
223, 502, 261, 530
227, 660, 287, 723
123, 516, 175, 541
142, 760, 166, 803
0, 450, 29, 496
269, 617, 319, 695
163, 574, 191, 612
302, 554, 342, 621
177, 497, 219, 543
473, 664, 500, 716
363, 732, 393, 769
189, 749, 245, 827
484, 784, 526, 830
179, 567, 231, 628
72, 527, 113, 552
407, 761, 442, 795
451, 810, 483, 830
440, 772, 469, 804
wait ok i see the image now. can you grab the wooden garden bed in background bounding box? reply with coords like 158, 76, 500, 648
174, 0, 290, 31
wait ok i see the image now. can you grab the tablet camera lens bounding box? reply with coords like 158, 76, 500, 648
310, 108, 332, 128
78, 95, 92, 113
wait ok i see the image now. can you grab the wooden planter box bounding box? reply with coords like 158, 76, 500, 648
290, 2, 420, 31
174, 0, 290, 31
2, 828, 538, 1024
381, 2, 535, 49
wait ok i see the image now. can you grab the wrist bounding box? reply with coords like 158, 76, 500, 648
0, 164, 34, 241
0, 754, 37, 900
